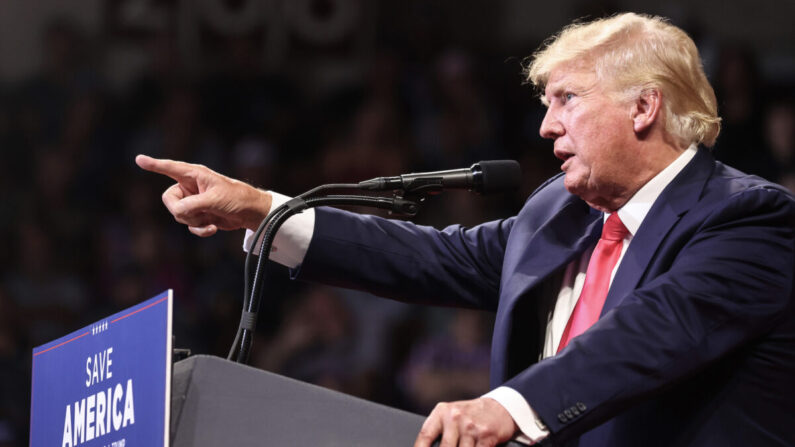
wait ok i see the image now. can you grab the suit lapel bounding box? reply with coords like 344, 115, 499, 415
493, 195, 602, 384
506, 197, 602, 301
601, 148, 715, 315
601, 202, 679, 315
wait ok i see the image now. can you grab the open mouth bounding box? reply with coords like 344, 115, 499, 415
555, 149, 574, 170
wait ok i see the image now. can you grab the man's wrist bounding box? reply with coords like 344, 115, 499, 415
483, 387, 549, 444
242, 190, 314, 268
243, 188, 273, 231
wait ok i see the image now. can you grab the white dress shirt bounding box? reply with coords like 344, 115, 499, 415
244, 145, 698, 444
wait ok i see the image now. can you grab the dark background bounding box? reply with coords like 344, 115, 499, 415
1, 0, 794, 444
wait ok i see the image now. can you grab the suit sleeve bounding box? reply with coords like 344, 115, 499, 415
503, 186, 795, 442
292, 207, 514, 311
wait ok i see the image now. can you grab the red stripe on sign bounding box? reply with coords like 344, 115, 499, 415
111, 295, 168, 324
33, 331, 91, 357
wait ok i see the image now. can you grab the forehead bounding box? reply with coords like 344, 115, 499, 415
540, 63, 604, 106
544, 64, 598, 94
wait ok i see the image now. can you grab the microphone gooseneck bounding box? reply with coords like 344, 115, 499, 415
230, 160, 522, 364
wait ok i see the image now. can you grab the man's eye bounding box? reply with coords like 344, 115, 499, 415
564, 93, 574, 102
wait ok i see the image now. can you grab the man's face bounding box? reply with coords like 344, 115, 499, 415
540, 66, 637, 211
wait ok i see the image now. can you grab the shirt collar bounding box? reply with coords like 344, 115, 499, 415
608, 144, 697, 236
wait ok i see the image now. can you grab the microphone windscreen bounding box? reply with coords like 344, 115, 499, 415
478, 160, 522, 194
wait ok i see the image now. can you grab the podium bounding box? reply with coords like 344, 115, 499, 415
170, 355, 526, 446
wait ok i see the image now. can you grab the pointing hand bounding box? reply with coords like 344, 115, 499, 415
135, 155, 272, 236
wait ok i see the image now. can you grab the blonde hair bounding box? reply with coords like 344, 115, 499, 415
526, 13, 721, 147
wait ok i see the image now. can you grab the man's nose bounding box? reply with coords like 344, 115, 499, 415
540, 109, 564, 139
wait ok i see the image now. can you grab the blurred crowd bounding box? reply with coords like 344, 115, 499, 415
1, 8, 793, 445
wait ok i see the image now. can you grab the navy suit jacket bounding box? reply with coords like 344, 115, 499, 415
295, 148, 795, 446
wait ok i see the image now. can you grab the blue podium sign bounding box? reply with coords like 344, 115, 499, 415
31, 290, 173, 447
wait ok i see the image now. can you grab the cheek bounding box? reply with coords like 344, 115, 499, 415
566, 108, 600, 140
578, 118, 626, 162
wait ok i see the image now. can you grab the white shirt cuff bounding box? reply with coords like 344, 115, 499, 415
483, 386, 549, 445
242, 191, 315, 268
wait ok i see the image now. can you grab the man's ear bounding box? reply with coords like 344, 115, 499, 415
631, 88, 662, 134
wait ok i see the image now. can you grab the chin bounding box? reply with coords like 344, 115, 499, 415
563, 175, 586, 197
564, 180, 609, 211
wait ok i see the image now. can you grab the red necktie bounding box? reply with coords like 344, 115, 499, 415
558, 213, 629, 353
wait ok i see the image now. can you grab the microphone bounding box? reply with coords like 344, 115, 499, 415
358, 160, 521, 194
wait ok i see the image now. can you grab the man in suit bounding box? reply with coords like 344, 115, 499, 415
137, 13, 795, 447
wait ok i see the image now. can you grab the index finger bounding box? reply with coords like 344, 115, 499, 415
135, 154, 197, 183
